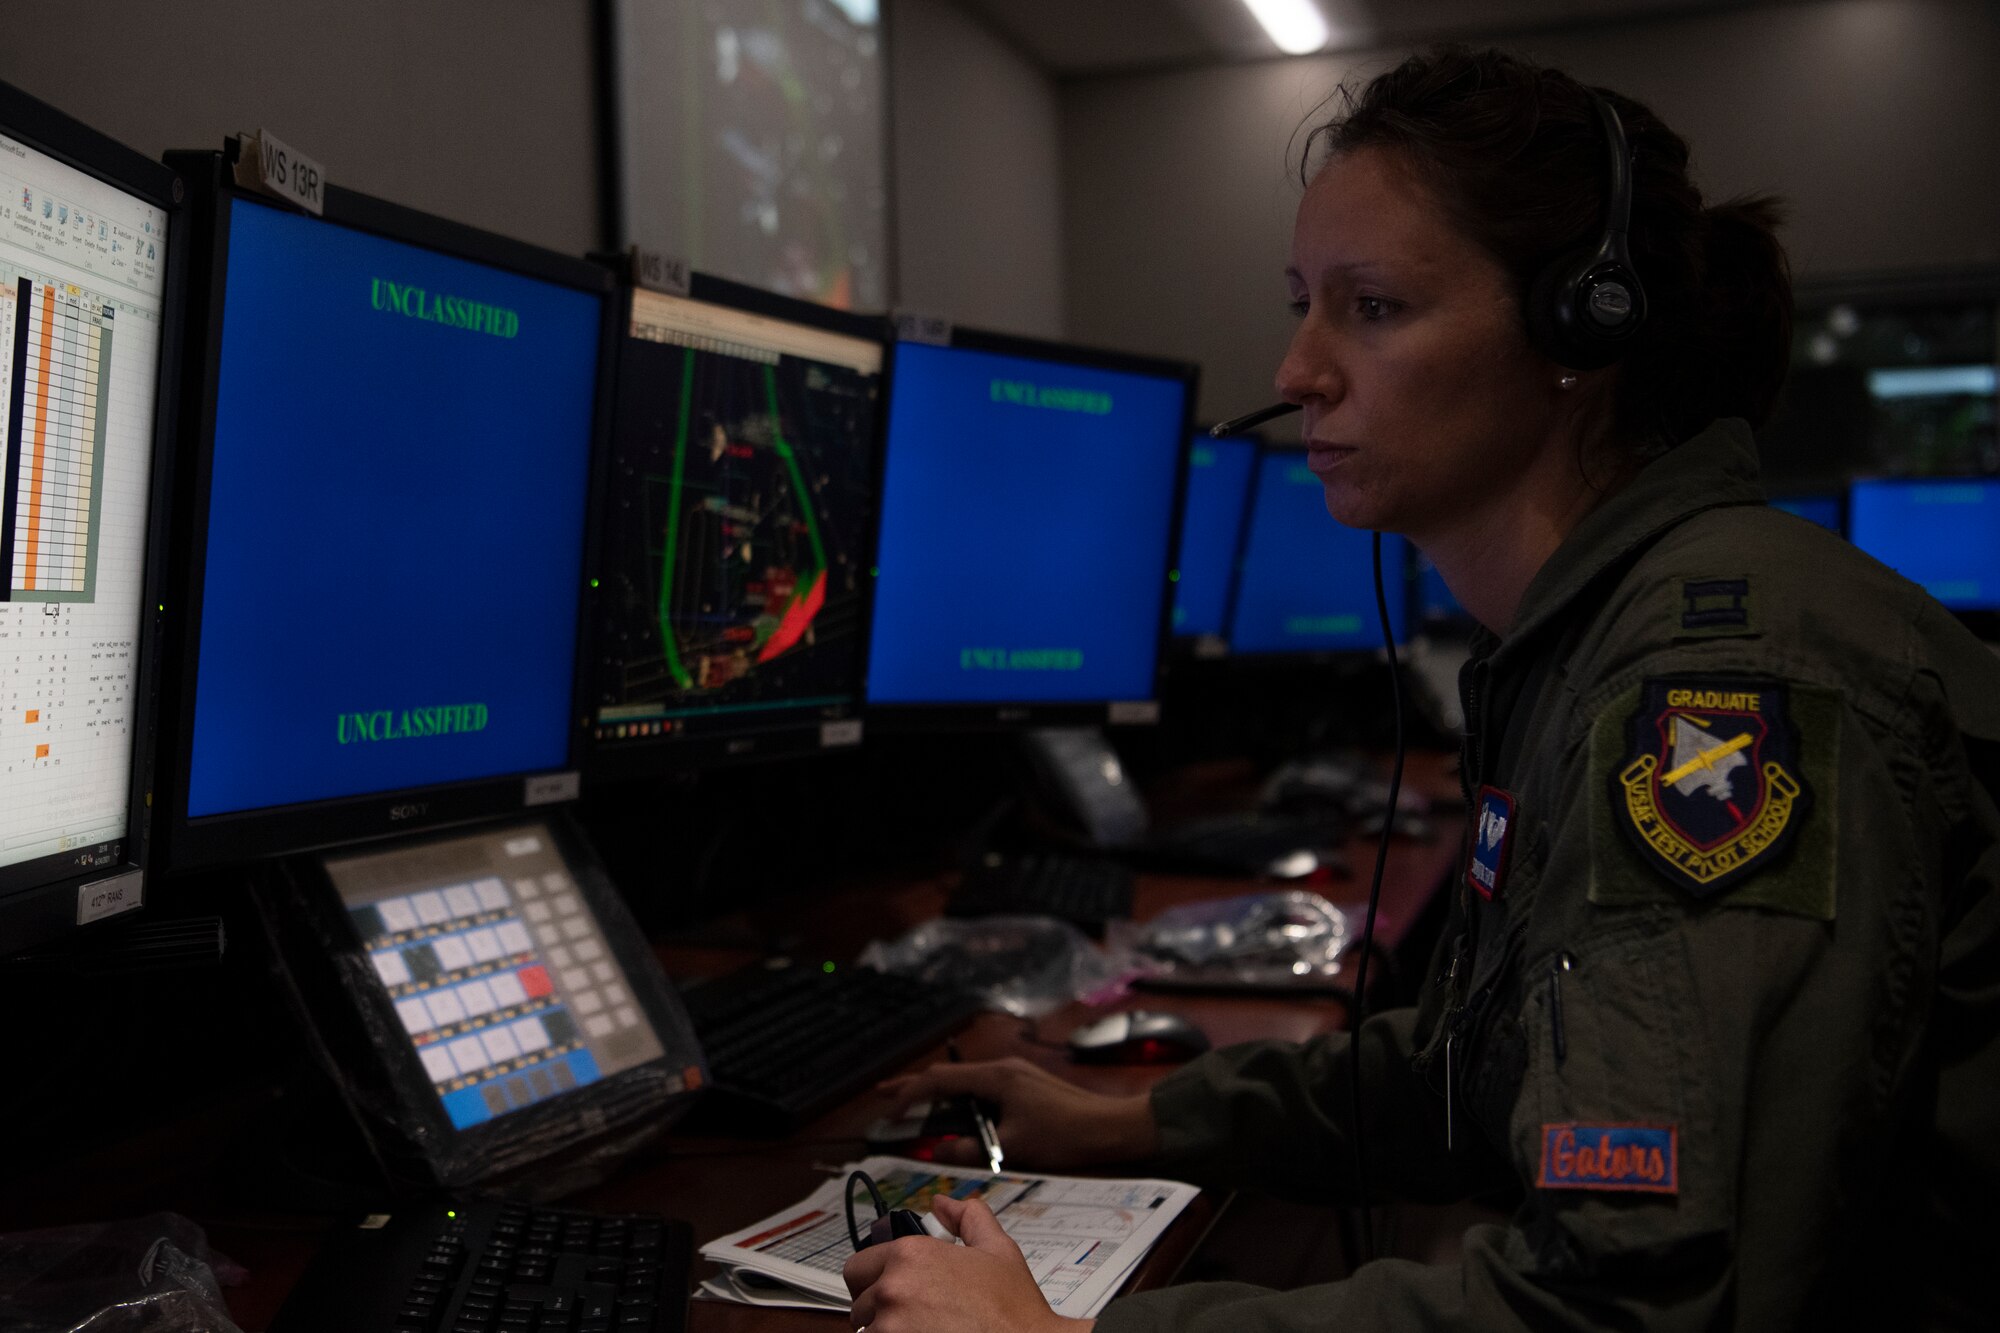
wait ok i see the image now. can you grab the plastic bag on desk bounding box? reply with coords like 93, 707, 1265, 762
0, 1213, 243, 1333
1117, 890, 1351, 992
859, 915, 1130, 1018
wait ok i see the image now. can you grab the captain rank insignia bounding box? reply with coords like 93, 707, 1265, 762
1611, 678, 1812, 895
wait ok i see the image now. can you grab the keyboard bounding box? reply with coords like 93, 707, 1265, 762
946, 850, 1136, 932
270, 1198, 691, 1333
679, 959, 982, 1133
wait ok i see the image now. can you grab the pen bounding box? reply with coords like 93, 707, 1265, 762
1208, 401, 1300, 437
946, 1040, 1005, 1174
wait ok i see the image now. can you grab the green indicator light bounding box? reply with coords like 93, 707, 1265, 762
589, 578, 600, 588
870, 567, 879, 578
447, 1210, 458, 1219
822, 961, 836, 974
1168, 570, 1180, 582
156, 603, 165, 612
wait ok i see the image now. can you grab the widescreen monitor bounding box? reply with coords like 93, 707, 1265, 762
1228, 449, 1407, 654
0, 82, 182, 953
585, 275, 884, 774
164, 152, 613, 867
1848, 477, 2000, 610
1769, 492, 1844, 533
1170, 433, 1257, 642
865, 329, 1195, 725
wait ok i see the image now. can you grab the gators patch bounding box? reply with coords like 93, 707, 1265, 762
1538, 1123, 1678, 1194
1609, 678, 1812, 897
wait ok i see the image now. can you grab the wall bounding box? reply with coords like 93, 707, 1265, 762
0, 0, 1068, 332
888, 0, 1065, 336
0, 0, 601, 256
1060, 0, 2000, 425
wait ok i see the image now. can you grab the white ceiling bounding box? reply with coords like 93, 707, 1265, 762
953, 0, 1796, 76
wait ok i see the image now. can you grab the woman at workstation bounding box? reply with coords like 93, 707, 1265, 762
840, 46, 2000, 1332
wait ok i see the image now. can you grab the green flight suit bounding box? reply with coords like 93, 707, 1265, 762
1098, 419, 2000, 1330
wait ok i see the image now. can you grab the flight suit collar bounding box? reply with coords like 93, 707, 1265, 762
1489, 417, 1767, 663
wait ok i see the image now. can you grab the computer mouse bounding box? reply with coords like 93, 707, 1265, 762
1066, 1010, 1212, 1065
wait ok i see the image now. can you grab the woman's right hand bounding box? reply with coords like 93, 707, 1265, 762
875, 1056, 1160, 1172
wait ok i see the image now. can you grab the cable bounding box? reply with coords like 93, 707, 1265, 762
1345, 531, 1407, 1264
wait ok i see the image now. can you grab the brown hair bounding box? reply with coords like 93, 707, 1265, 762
1304, 47, 1792, 452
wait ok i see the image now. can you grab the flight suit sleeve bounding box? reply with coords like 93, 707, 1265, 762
1145, 1006, 1505, 1207
1099, 663, 1952, 1331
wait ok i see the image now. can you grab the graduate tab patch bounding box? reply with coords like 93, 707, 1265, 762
1539, 1123, 1678, 1194
1611, 678, 1811, 897
1465, 786, 1516, 901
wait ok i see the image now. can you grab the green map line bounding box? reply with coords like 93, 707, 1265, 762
657, 348, 697, 690
764, 363, 828, 572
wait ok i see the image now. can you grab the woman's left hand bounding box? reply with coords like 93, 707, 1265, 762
841, 1194, 1094, 1333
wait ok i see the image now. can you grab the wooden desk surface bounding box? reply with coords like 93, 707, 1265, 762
37, 755, 1462, 1331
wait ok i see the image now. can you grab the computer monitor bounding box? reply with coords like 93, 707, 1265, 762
584, 274, 884, 775
1413, 548, 1472, 633
864, 327, 1196, 725
1848, 477, 2000, 610
0, 82, 182, 954
1170, 433, 1257, 645
1227, 448, 1407, 654
162, 150, 614, 868
1768, 491, 1845, 534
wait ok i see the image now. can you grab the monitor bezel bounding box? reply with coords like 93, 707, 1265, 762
864, 323, 1199, 730
158, 147, 618, 871
1222, 443, 1411, 660
582, 270, 892, 780
0, 80, 187, 954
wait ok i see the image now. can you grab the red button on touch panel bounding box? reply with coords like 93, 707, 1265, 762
518, 965, 553, 999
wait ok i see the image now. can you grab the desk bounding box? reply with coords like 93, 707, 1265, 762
25, 754, 1462, 1331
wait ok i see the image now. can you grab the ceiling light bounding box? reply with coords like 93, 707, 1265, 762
1241, 0, 1330, 55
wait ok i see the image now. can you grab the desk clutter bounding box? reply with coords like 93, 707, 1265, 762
694, 1157, 1198, 1319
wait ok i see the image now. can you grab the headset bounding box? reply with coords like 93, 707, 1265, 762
1524, 92, 1649, 370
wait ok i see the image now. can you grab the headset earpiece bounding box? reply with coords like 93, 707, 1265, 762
1527, 93, 1648, 371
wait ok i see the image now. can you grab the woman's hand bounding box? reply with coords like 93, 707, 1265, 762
842, 1195, 1092, 1333
875, 1056, 1160, 1171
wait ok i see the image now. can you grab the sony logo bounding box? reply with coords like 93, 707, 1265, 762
387, 802, 429, 822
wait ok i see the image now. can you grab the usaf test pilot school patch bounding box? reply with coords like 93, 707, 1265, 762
1611, 678, 1812, 896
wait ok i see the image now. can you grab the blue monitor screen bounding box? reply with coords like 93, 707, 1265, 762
1770, 494, 1843, 533
1414, 550, 1468, 627
1848, 478, 2000, 610
866, 341, 1189, 705
1171, 435, 1257, 638
1228, 451, 1406, 652
187, 199, 603, 817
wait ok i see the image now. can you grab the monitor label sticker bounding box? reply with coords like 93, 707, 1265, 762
894, 312, 952, 346
820, 718, 862, 748
523, 772, 580, 806
232, 129, 325, 216
631, 248, 691, 297
75, 869, 143, 925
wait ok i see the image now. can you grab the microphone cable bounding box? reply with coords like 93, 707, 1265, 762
1345, 529, 1408, 1263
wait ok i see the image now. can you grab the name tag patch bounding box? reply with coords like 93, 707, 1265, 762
1538, 1122, 1678, 1194
1465, 785, 1516, 901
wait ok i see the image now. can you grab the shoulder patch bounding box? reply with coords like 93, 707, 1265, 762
1465, 786, 1517, 901
1590, 677, 1837, 917
1677, 577, 1754, 637
1539, 1123, 1678, 1194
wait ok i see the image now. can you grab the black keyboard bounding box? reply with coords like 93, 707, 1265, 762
271, 1198, 691, 1333
680, 959, 982, 1133
946, 851, 1136, 931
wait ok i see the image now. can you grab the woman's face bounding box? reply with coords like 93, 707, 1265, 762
1279, 147, 1564, 537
